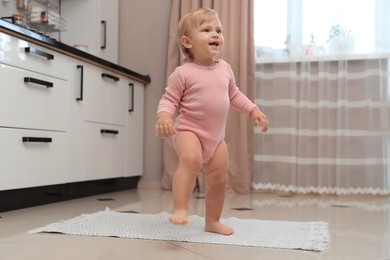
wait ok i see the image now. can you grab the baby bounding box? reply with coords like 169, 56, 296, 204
155, 7, 268, 235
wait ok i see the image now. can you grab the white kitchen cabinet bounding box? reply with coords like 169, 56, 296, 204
0, 32, 70, 80
83, 65, 126, 126
81, 63, 127, 180
60, 0, 119, 63
0, 33, 71, 190
0, 22, 147, 194
85, 122, 126, 180
0, 128, 69, 190
69, 62, 139, 181
126, 81, 144, 177
0, 63, 68, 132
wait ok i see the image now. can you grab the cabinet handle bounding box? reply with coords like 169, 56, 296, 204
101, 20, 107, 49
24, 47, 54, 60
24, 77, 53, 88
128, 83, 134, 112
1, 16, 16, 24
101, 129, 119, 135
22, 137, 52, 143
102, 73, 119, 82
76, 65, 84, 101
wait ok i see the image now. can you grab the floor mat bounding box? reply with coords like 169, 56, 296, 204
29, 208, 329, 252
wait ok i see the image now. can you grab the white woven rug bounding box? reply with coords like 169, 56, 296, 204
29, 208, 329, 252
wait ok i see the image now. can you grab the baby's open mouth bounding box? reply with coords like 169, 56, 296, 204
209, 41, 219, 46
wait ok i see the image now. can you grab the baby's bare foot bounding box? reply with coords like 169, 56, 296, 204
169, 209, 188, 225
205, 222, 234, 236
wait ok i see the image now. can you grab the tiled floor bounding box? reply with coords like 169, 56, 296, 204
0, 188, 389, 260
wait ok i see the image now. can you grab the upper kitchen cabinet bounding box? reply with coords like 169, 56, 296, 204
60, 0, 118, 63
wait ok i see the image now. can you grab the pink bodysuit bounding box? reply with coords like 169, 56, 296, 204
157, 59, 256, 163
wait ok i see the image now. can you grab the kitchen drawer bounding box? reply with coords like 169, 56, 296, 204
0, 32, 70, 80
0, 128, 69, 190
83, 64, 126, 126
85, 122, 126, 180
0, 64, 68, 132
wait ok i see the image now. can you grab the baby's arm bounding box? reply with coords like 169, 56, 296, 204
249, 107, 268, 132
154, 111, 177, 138
229, 89, 269, 132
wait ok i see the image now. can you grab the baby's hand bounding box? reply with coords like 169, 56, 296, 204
250, 107, 268, 132
154, 112, 177, 138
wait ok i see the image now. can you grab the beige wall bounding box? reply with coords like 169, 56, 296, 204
118, 0, 171, 184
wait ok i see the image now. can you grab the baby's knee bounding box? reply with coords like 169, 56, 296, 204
179, 153, 202, 172
209, 171, 228, 188
216, 173, 228, 186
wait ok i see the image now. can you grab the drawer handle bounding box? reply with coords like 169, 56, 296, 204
24, 77, 53, 88
24, 47, 54, 60
76, 65, 84, 101
102, 73, 119, 82
101, 129, 119, 135
22, 137, 52, 143
128, 83, 134, 112
101, 20, 107, 49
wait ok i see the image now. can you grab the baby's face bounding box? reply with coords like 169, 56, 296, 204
186, 17, 224, 65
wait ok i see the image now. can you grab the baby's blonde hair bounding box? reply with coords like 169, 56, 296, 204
177, 8, 219, 62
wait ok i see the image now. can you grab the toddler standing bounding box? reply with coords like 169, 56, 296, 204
155, 7, 268, 235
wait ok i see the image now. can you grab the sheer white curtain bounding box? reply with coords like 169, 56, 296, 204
252, 0, 390, 195
253, 57, 390, 195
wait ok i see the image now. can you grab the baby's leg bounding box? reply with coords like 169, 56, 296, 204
203, 140, 233, 235
170, 131, 203, 224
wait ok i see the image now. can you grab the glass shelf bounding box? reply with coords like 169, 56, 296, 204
24, 0, 66, 34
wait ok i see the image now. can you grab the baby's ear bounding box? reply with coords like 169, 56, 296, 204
181, 36, 192, 49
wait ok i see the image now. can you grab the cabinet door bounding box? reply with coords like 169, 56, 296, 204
68, 63, 130, 183
0, 64, 68, 132
83, 64, 126, 126
60, 0, 118, 63
99, 0, 118, 62
126, 81, 144, 177
0, 128, 69, 190
0, 32, 70, 80
67, 62, 86, 183
85, 122, 126, 180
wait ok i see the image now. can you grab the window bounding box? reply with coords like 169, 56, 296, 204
254, 0, 389, 58
254, 0, 287, 49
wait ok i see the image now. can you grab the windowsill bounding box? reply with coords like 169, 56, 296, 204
256, 53, 390, 64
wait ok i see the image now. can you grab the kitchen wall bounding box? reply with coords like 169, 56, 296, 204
118, 0, 171, 186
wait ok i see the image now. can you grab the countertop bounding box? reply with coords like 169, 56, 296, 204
0, 19, 151, 84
